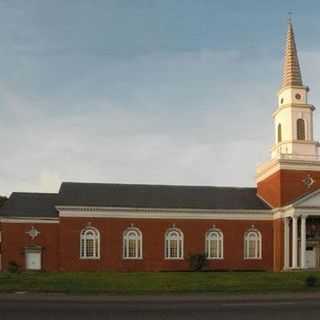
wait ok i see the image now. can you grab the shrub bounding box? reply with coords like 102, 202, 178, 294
305, 275, 318, 287
189, 253, 208, 271
7, 261, 20, 273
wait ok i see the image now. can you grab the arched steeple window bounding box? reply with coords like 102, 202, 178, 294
297, 118, 305, 140
277, 123, 282, 143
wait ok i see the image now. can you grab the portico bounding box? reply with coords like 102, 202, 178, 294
282, 190, 320, 270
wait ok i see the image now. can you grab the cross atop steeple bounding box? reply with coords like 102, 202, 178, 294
281, 18, 303, 88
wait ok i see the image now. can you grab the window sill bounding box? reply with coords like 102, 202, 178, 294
80, 257, 100, 260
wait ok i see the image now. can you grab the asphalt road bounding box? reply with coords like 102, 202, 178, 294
0, 296, 320, 320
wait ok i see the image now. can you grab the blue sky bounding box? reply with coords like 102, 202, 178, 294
1, 0, 320, 195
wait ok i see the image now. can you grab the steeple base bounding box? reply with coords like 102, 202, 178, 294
256, 158, 320, 208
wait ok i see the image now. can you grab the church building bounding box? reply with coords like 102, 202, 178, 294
1, 21, 320, 272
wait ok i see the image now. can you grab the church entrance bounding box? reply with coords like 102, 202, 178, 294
286, 216, 320, 270
305, 246, 317, 269
305, 218, 320, 269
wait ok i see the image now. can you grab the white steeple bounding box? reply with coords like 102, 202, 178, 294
272, 19, 319, 160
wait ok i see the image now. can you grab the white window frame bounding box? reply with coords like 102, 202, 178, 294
80, 227, 100, 260
244, 228, 262, 260
164, 228, 184, 260
123, 227, 143, 260
206, 228, 224, 260
25, 248, 42, 271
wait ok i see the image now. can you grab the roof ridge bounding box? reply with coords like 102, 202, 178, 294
60, 181, 256, 190
10, 192, 59, 197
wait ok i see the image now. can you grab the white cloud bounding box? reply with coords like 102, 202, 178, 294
38, 171, 61, 193
0, 48, 300, 195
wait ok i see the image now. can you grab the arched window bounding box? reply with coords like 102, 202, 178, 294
297, 118, 305, 140
277, 123, 282, 143
123, 228, 142, 259
165, 228, 183, 259
244, 228, 262, 259
206, 229, 223, 259
80, 227, 100, 259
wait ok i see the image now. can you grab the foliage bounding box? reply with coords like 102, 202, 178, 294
189, 253, 208, 271
305, 275, 318, 287
7, 261, 20, 273
0, 271, 319, 294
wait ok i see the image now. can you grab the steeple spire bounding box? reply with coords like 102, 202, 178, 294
281, 18, 303, 88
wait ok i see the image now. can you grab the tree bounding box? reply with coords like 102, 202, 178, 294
0, 196, 7, 207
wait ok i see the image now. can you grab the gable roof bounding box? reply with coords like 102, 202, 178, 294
0, 182, 270, 219
0, 193, 59, 218
57, 182, 270, 210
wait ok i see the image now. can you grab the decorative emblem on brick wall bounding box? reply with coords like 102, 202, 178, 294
26, 226, 40, 240
302, 175, 315, 188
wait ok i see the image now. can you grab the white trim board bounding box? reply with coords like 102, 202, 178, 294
0, 218, 59, 224
58, 209, 273, 221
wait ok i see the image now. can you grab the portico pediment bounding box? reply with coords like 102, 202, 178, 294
292, 189, 320, 208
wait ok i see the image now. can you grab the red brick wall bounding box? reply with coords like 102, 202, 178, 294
0, 218, 275, 272
59, 218, 274, 272
1, 222, 59, 272
258, 169, 320, 207
273, 218, 284, 272
257, 171, 281, 207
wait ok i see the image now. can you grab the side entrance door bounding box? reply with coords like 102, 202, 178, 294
25, 250, 41, 271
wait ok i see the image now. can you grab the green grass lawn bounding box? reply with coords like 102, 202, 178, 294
0, 271, 319, 295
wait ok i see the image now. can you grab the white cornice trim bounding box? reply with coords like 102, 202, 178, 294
277, 85, 308, 95
273, 206, 320, 219
271, 140, 318, 149
272, 103, 314, 118
256, 160, 280, 182
56, 206, 272, 221
272, 207, 294, 219
256, 158, 320, 183
56, 205, 270, 214
0, 218, 59, 224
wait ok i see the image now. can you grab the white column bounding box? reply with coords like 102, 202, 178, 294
292, 216, 298, 269
300, 215, 307, 269
284, 217, 290, 269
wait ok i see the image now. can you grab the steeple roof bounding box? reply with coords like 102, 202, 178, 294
281, 19, 303, 88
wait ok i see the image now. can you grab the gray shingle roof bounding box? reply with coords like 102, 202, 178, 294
58, 182, 270, 210
0, 182, 270, 218
0, 193, 59, 218
0, 196, 7, 208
